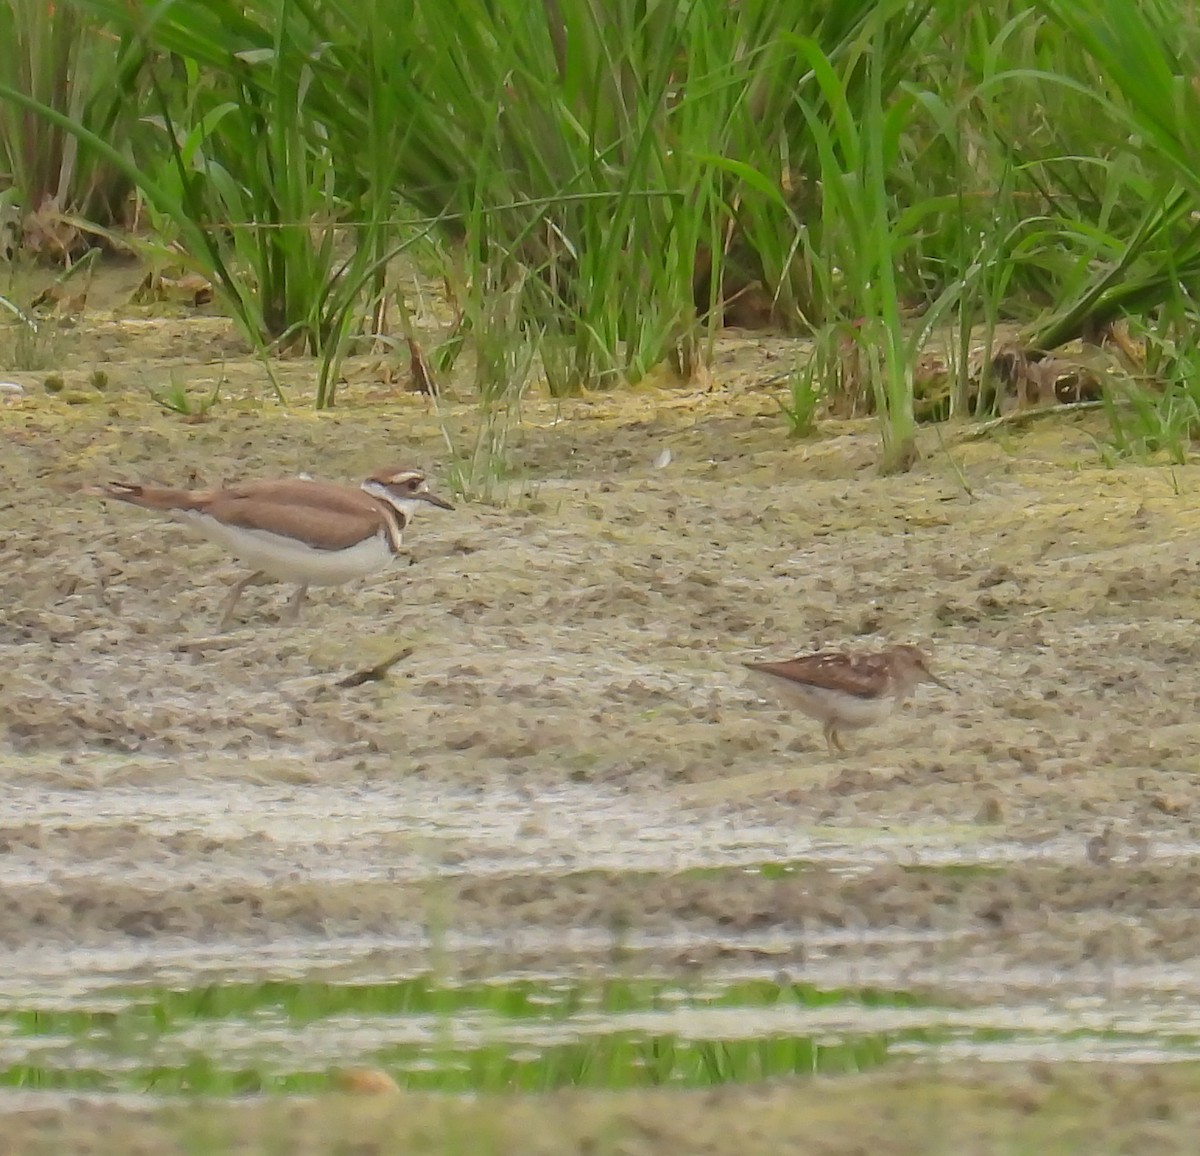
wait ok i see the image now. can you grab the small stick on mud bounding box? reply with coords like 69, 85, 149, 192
953, 399, 1107, 442
175, 635, 243, 655
336, 647, 415, 689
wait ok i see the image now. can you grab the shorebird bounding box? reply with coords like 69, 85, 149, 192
84, 466, 453, 629
743, 644, 951, 752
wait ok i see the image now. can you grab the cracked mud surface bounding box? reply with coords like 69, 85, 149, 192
4, 287, 1200, 1152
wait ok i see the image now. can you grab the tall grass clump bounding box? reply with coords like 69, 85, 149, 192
0, 0, 143, 247
12, 0, 1200, 468
1036, 0, 1200, 343
436, 259, 542, 502
1025, 0, 1200, 458
779, 0, 1200, 454
61, 0, 437, 403
395, 0, 829, 393
10, 2, 951, 415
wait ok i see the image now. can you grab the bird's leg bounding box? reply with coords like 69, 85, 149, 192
282, 583, 309, 624
218, 571, 265, 632
823, 722, 845, 754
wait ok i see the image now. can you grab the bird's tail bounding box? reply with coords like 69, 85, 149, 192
80, 481, 212, 512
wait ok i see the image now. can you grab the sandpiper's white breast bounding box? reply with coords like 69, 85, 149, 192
743, 670, 898, 730
174, 512, 394, 586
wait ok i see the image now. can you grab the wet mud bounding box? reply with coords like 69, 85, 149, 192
3, 288, 1200, 1151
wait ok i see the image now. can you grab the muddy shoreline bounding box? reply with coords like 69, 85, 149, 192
4, 299, 1200, 1150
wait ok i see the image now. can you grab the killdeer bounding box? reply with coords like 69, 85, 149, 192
743, 644, 951, 753
84, 466, 453, 629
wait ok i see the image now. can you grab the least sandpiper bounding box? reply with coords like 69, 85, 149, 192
743, 644, 951, 752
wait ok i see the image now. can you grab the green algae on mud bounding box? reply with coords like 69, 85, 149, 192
9, 972, 1200, 1106
0, 976, 917, 1095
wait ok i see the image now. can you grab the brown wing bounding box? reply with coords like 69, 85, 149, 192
743, 651, 892, 698
220, 478, 384, 516
205, 490, 390, 551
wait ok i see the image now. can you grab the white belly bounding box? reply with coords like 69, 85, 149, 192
175, 511, 393, 586
744, 670, 897, 730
